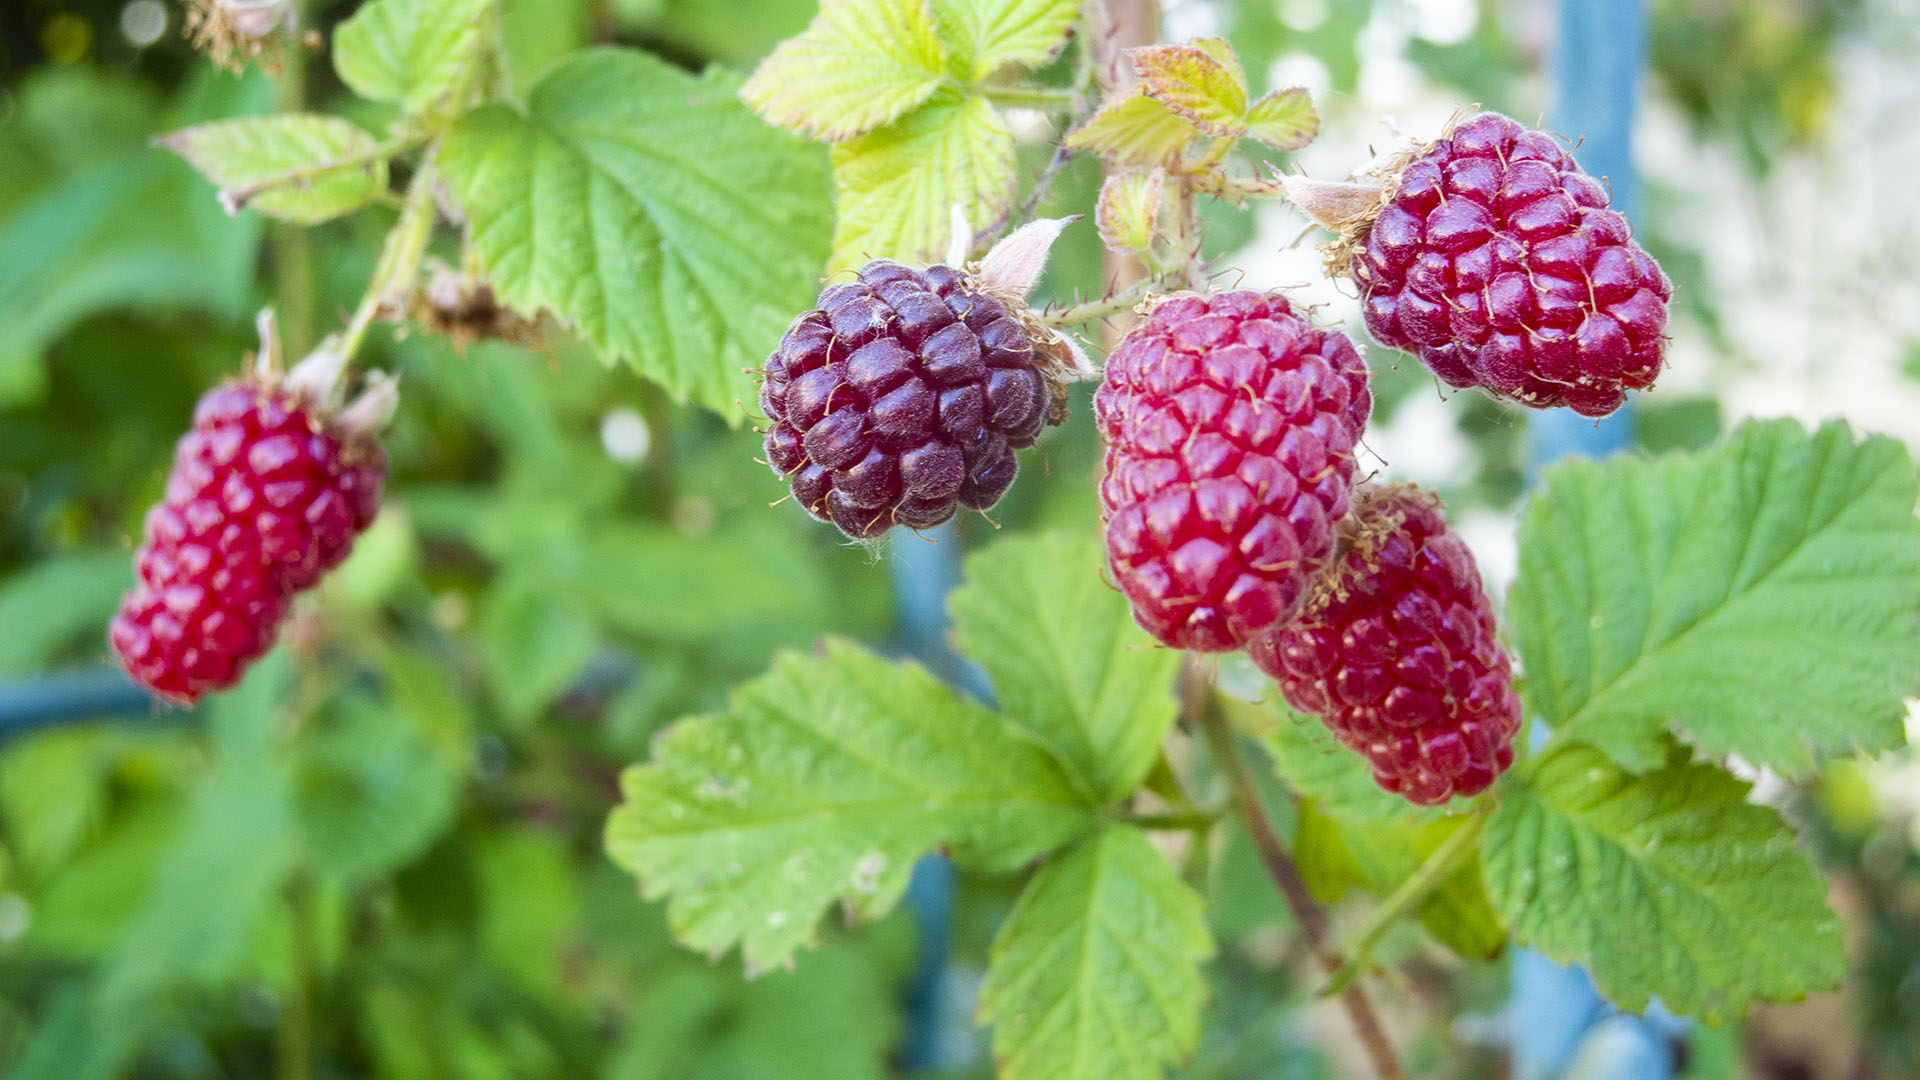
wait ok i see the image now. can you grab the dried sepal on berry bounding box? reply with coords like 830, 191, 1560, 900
184, 0, 319, 73
1248, 485, 1521, 806
410, 265, 547, 353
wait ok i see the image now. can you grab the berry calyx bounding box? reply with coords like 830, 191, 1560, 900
1291, 111, 1673, 418
1248, 485, 1520, 805
759, 259, 1069, 539
1097, 290, 1371, 651
110, 337, 391, 704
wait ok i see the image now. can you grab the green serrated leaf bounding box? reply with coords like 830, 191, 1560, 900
1242, 87, 1317, 150
332, 0, 492, 115
1130, 38, 1247, 135
438, 49, 833, 417
1484, 741, 1845, 1021
950, 533, 1181, 802
930, 0, 1080, 81
977, 825, 1212, 1080
1509, 419, 1920, 774
829, 88, 1014, 269
1064, 88, 1203, 168
1094, 168, 1163, 255
159, 114, 387, 224
1295, 801, 1503, 960
605, 640, 1093, 972
740, 0, 949, 141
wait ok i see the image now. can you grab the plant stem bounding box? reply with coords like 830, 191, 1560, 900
336, 152, 440, 365
1195, 690, 1408, 1080
1319, 801, 1494, 998
275, 872, 317, 1080
223, 134, 423, 215
1119, 810, 1217, 831
1034, 278, 1158, 326
978, 84, 1079, 108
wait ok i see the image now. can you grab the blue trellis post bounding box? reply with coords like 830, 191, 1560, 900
1511, 3, 1682, 1079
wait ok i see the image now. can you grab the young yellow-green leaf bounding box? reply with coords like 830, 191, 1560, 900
1242, 87, 1317, 150
438, 49, 833, 418
1094, 168, 1163, 255
977, 825, 1212, 1080
949, 533, 1181, 802
740, 0, 949, 141
1508, 419, 1920, 775
159, 114, 388, 224
929, 0, 1080, 81
1064, 88, 1203, 168
332, 0, 491, 115
830, 88, 1014, 269
1130, 38, 1247, 136
1295, 801, 1502, 960
605, 640, 1093, 973
1484, 742, 1845, 1021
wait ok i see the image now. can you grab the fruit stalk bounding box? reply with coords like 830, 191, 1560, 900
1196, 698, 1408, 1080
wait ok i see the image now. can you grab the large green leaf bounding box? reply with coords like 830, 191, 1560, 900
949, 533, 1180, 802
438, 49, 833, 417
1509, 419, 1920, 774
929, 0, 1080, 80
829, 88, 1014, 269
1483, 742, 1845, 1021
605, 640, 1093, 972
740, 0, 949, 141
159, 114, 388, 223
332, 0, 492, 115
976, 825, 1212, 1080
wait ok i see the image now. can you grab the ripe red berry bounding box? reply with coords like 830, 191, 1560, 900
1248, 485, 1520, 805
1347, 111, 1672, 418
1096, 291, 1371, 651
760, 260, 1059, 539
110, 380, 387, 703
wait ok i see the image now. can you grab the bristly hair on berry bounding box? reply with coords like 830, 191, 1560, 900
756, 219, 1087, 543
1283, 109, 1673, 418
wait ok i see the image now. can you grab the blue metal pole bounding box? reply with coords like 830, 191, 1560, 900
0, 667, 164, 743
888, 520, 968, 1072
1512, 5, 1676, 1080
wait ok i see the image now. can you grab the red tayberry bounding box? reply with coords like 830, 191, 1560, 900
1097, 291, 1371, 651
760, 260, 1060, 539
1349, 111, 1672, 418
110, 381, 387, 703
1248, 486, 1520, 805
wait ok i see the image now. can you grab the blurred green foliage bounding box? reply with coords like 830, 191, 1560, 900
0, 1, 1914, 1078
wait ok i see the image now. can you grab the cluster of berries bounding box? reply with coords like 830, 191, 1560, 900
759, 112, 1659, 804
110, 365, 389, 704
